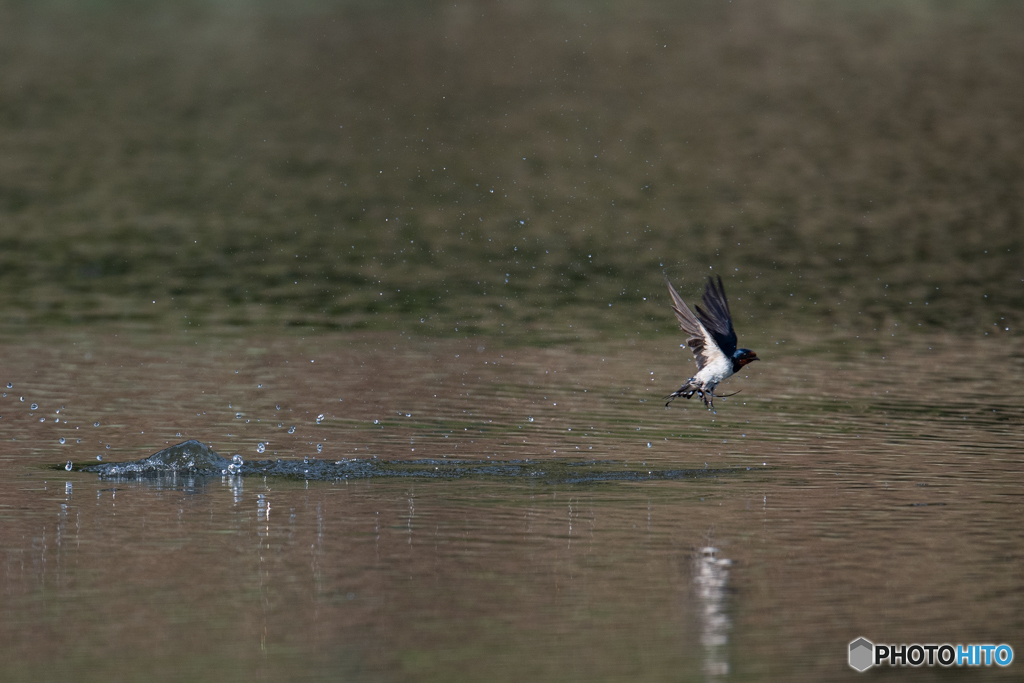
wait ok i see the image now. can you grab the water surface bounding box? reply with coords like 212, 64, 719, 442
1, 330, 1021, 681
1, 1, 1022, 679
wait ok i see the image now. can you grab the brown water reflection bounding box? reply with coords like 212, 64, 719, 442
1, 330, 1022, 681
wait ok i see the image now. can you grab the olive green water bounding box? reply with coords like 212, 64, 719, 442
1, 1, 1023, 681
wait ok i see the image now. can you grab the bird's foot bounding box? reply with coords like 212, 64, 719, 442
699, 389, 714, 410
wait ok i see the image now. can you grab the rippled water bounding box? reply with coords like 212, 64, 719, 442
1, 329, 1021, 681
3, 1, 1022, 679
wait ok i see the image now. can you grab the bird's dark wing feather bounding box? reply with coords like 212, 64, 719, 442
693, 275, 737, 357
666, 277, 730, 372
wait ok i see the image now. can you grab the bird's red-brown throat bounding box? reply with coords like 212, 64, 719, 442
732, 349, 759, 370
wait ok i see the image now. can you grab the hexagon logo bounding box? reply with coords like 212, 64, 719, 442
849, 638, 874, 672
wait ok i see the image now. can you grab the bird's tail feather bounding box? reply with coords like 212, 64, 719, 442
665, 379, 724, 409
664, 381, 699, 406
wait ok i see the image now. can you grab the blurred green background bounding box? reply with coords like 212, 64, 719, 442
0, 0, 1020, 340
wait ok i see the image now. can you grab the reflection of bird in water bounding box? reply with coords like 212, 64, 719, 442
694, 546, 732, 678
665, 275, 759, 409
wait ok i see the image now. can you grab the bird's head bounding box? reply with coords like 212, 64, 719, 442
732, 349, 759, 368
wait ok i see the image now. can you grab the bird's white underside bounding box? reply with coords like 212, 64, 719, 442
690, 320, 735, 391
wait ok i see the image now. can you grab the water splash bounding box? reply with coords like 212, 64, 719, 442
73, 440, 751, 485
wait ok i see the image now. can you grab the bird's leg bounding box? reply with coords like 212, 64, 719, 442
695, 385, 717, 409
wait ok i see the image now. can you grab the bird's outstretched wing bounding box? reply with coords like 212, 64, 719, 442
693, 275, 737, 358
666, 277, 730, 372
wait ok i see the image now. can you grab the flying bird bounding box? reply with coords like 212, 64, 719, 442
665, 275, 759, 409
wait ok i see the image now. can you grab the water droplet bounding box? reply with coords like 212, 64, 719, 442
96, 455, 103, 461
373, 419, 379, 425
528, 416, 534, 422
39, 417, 44, 422
59, 437, 65, 444
256, 442, 266, 454
176, 432, 182, 437
30, 403, 38, 410
288, 425, 296, 434
316, 414, 325, 424
647, 442, 652, 448
258, 384, 263, 388
303, 457, 309, 465
232, 454, 244, 466
227, 463, 238, 474
65, 461, 72, 471
276, 404, 281, 410
94, 422, 100, 427
5, 383, 10, 388
19, 396, 24, 401
235, 412, 242, 419
405, 413, 411, 418
316, 444, 323, 453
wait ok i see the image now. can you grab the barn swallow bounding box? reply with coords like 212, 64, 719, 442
665, 275, 758, 409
